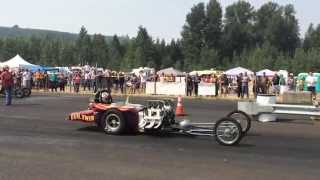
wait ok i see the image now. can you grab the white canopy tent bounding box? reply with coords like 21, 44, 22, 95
1, 54, 38, 69
224, 67, 254, 76
157, 67, 185, 76
277, 70, 288, 81
189, 69, 217, 76
132, 67, 155, 76
256, 69, 276, 76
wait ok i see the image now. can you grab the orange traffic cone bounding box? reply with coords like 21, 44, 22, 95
176, 95, 185, 116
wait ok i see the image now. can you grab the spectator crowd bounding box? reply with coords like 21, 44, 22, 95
1, 65, 319, 101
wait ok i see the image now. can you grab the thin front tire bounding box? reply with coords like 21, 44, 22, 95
214, 117, 243, 146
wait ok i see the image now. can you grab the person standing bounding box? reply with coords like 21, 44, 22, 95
34, 69, 42, 89
58, 72, 66, 92
186, 75, 193, 96
241, 72, 250, 98
119, 72, 125, 94
90, 70, 97, 93
236, 73, 243, 98
0, 66, 14, 105
220, 74, 229, 97
252, 73, 258, 98
159, 73, 165, 83
272, 74, 280, 95
96, 70, 103, 91
105, 69, 112, 92
193, 73, 201, 96
43, 71, 49, 91
287, 73, 295, 91
113, 72, 119, 92
211, 74, 219, 97
73, 73, 81, 93
50, 72, 58, 92
15, 69, 22, 89
306, 72, 317, 97
22, 69, 32, 89
130, 75, 138, 94
83, 71, 91, 91
139, 72, 147, 94
279, 74, 286, 86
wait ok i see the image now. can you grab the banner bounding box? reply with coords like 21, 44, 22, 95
146, 82, 186, 95
198, 83, 216, 96
146, 82, 216, 96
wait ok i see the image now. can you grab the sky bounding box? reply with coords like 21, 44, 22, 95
0, 0, 319, 41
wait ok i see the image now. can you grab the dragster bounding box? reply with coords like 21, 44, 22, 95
67, 90, 251, 146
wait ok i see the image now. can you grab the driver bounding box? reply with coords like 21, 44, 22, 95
95, 90, 113, 104
103, 91, 113, 104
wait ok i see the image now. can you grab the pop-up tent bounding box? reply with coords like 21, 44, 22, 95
189, 69, 217, 76
224, 67, 254, 76
132, 67, 155, 76
256, 69, 276, 76
1, 54, 41, 71
157, 67, 185, 76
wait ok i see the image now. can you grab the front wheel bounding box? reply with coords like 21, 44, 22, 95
100, 109, 126, 135
227, 110, 252, 134
214, 117, 243, 146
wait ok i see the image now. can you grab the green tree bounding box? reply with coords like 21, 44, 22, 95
60, 42, 76, 66
204, 0, 222, 50
181, 2, 206, 70
169, 40, 184, 67
135, 26, 157, 68
121, 39, 136, 70
109, 35, 123, 70
91, 34, 109, 67
75, 26, 92, 65
0, 39, 4, 61
264, 4, 300, 55
28, 36, 42, 64
222, 1, 255, 59
3, 38, 20, 59
303, 24, 320, 51
199, 47, 219, 69
254, 2, 281, 47
154, 39, 171, 69
245, 43, 278, 70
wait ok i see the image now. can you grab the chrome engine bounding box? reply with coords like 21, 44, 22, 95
138, 100, 175, 131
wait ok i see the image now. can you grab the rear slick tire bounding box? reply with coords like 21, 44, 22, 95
15, 89, 24, 98
22, 88, 31, 97
100, 109, 126, 135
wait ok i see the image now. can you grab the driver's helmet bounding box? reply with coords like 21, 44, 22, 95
101, 91, 110, 100
100, 90, 113, 104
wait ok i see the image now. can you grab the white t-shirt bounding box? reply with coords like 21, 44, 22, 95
22, 71, 32, 81
104, 70, 111, 78
140, 74, 147, 83
90, 71, 96, 80
306, 75, 317, 87
84, 72, 91, 80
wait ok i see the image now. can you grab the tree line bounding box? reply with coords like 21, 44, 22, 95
0, 0, 320, 74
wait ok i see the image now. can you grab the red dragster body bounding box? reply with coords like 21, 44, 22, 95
68, 101, 144, 134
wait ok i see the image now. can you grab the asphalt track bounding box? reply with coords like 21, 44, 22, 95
0, 94, 320, 180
